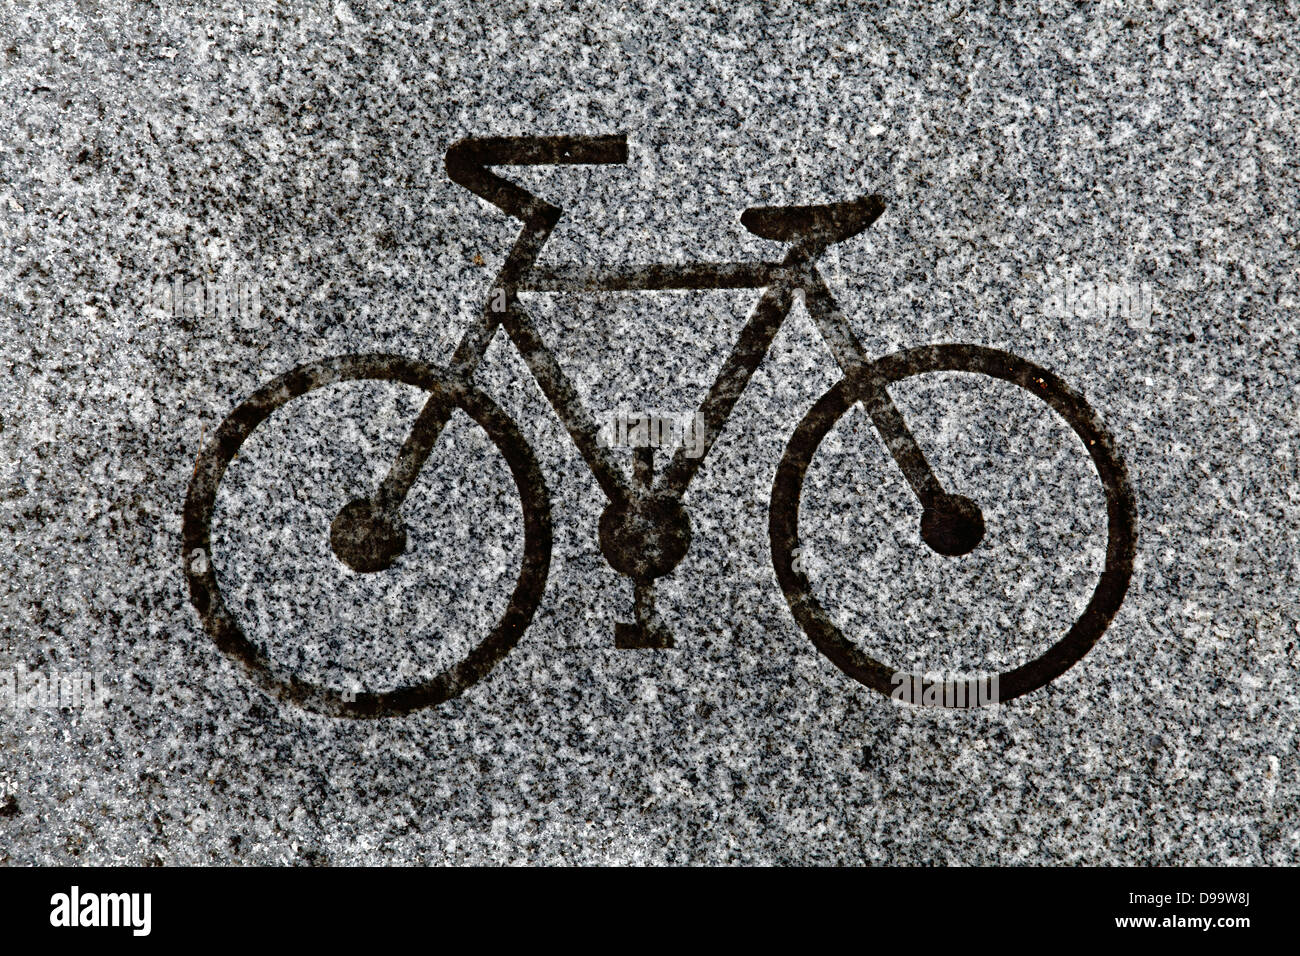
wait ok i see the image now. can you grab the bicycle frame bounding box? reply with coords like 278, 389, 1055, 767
463, 245, 813, 509
378, 134, 943, 522
342, 133, 971, 648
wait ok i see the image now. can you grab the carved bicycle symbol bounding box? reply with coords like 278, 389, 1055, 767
183, 134, 1136, 717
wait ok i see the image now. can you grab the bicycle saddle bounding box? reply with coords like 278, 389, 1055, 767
741, 193, 885, 245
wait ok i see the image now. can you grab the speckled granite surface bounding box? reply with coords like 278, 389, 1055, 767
1, 0, 1296, 864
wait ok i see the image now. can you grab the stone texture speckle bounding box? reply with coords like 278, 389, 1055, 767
0, 0, 1297, 864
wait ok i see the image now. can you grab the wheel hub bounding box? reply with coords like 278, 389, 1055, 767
920, 493, 985, 557
330, 498, 407, 573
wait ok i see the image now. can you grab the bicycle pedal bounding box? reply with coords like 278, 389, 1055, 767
614, 621, 676, 649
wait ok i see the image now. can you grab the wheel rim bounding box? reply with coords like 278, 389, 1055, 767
182, 354, 552, 718
769, 344, 1137, 706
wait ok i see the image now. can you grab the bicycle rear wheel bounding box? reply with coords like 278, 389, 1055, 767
183, 354, 552, 718
769, 344, 1136, 706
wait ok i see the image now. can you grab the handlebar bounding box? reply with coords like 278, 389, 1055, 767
446, 134, 628, 223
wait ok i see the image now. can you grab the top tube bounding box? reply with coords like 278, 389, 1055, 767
518, 261, 792, 293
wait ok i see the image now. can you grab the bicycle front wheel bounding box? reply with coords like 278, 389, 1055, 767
183, 354, 552, 718
769, 344, 1136, 706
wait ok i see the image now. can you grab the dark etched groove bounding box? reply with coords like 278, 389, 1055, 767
186, 133, 1136, 715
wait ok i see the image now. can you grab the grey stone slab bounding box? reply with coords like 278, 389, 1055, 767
0, 0, 1296, 864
